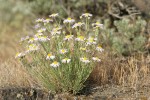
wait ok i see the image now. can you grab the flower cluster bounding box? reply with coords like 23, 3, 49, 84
80, 13, 92, 19
46, 53, 55, 60
72, 22, 84, 28
16, 13, 104, 94
63, 17, 75, 24
92, 22, 104, 29
64, 35, 74, 41
49, 13, 59, 18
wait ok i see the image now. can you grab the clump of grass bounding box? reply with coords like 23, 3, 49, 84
0, 58, 35, 88
89, 52, 150, 88
15, 13, 104, 94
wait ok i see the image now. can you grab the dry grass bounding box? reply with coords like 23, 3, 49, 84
0, 28, 19, 61
0, 28, 37, 88
0, 22, 31, 62
0, 58, 36, 88
89, 52, 150, 88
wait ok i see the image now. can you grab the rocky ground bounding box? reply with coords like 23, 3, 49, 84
1, 81, 150, 100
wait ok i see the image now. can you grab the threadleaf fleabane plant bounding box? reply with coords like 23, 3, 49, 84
15, 13, 104, 94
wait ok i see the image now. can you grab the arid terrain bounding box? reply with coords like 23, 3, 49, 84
0, 0, 150, 100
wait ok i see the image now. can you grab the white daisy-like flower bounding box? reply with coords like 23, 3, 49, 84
64, 35, 74, 41
86, 37, 97, 45
43, 18, 53, 23
75, 36, 86, 42
80, 57, 90, 64
36, 18, 44, 23
20, 36, 30, 42
51, 27, 62, 36
28, 37, 38, 43
49, 13, 59, 18
79, 47, 90, 52
61, 58, 71, 63
37, 28, 46, 33
26, 44, 40, 53
96, 46, 104, 52
92, 22, 104, 29
72, 22, 84, 28
92, 57, 101, 62
51, 30, 61, 36
50, 61, 60, 68
63, 18, 75, 24
59, 49, 68, 54
80, 13, 92, 19
15, 52, 26, 59
34, 33, 43, 38
46, 53, 55, 60
34, 24, 41, 29
37, 36, 50, 42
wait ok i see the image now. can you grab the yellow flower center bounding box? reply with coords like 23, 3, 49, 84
77, 22, 82, 25
64, 58, 68, 60
29, 44, 34, 47
53, 61, 58, 65
85, 13, 89, 16
80, 47, 86, 51
30, 38, 34, 41
67, 18, 72, 20
95, 57, 98, 59
46, 18, 50, 20
37, 36, 41, 38
39, 36, 46, 39
16, 53, 19, 56
39, 30, 42, 32
96, 22, 100, 24
55, 28, 59, 30
89, 38, 94, 42
78, 36, 84, 40
47, 53, 51, 57
51, 13, 57, 16
33, 46, 37, 49
98, 46, 102, 48
61, 49, 66, 53
66, 35, 71, 38
83, 57, 87, 60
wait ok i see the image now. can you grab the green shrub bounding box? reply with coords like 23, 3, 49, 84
101, 17, 147, 55
28, 0, 110, 17
0, 0, 32, 28
0, 0, 110, 30
28, 0, 56, 15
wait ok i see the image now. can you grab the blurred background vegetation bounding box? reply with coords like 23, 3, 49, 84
0, 0, 150, 61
